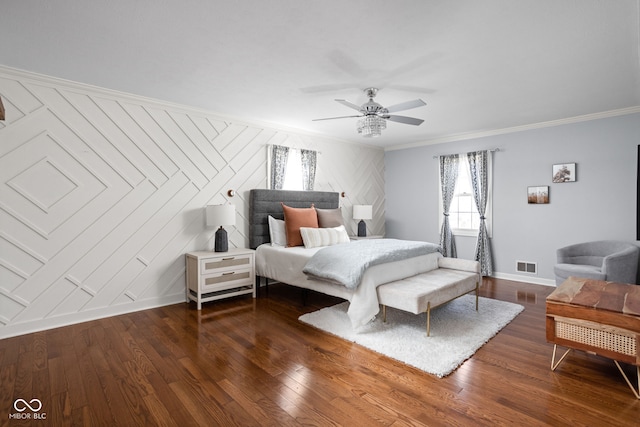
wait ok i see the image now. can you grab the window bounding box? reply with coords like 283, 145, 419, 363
269, 145, 317, 191
439, 154, 492, 237
450, 156, 478, 232
282, 148, 303, 191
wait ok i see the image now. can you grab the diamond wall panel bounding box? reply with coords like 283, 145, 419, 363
0, 66, 385, 338
8, 158, 78, 211
2, 131, 108, 236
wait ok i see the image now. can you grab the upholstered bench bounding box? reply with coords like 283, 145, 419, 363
377, 257, 481, 336
546, 276, 640, 398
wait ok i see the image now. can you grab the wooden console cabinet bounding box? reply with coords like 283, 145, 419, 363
546, 277, 640, 398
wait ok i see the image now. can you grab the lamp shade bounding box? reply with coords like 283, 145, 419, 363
353, 205, 372, 220
206, 204, 236, 228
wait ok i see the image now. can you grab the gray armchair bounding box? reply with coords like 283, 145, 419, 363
554, 240, 640, 285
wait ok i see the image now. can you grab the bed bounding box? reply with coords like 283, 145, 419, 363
249, 189, 443, 328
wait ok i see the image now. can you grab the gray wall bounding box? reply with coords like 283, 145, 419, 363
385, 112, 640, 284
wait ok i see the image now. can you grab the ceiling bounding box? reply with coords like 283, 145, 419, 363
1, 1, 639, 149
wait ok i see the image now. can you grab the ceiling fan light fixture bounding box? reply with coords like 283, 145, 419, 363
357, 115, 386, 137
314, 87, 424, 138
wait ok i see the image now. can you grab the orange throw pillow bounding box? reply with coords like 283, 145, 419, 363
281, 203, 318, 247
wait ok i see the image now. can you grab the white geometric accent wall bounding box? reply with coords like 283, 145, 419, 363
0, 66, 385, 338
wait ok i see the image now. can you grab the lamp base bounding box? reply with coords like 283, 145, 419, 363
214, 226, 228, 252
357, 220, 367, 237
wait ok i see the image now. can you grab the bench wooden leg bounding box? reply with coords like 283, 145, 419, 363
382, 305, 387, 323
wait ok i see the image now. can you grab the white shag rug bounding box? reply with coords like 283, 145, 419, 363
299, 295, 524, 378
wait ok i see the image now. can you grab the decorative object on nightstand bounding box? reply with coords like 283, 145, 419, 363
206, 204, 235, 252
185, 249, 255, 310
353, 205, 372, 237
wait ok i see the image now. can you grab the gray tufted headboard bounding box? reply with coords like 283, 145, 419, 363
249, 189, 340, 249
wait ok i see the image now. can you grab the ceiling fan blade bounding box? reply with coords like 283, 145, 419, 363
384, 99, 426, 113
335, 99, 363, 112
312, 114, 363, 121
384, 115, 424, 126
299, 83, 360, 94
386, 85, 436, 95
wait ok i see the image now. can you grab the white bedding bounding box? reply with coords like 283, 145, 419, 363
255, 243, 441, 328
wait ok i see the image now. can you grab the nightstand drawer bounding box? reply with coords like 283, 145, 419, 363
202, 268, 252, 292
201, 254, 252, 273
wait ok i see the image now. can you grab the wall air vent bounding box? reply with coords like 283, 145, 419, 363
516, 260, 537, 274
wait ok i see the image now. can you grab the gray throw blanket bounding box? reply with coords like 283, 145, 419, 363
302, 239, 441, 289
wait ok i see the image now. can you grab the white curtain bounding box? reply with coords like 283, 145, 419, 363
467, 150, 494, 275
439, 154, 459, 257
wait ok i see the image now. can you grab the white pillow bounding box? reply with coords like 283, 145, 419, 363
300, 225, 350, 249
268, 215, 287, 246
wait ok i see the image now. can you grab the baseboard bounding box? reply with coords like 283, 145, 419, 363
490, 272, 556, 287
0, 294, 186, 339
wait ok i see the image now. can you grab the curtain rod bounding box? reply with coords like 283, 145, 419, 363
432, 148, 500, 159
268, 143, 322, 155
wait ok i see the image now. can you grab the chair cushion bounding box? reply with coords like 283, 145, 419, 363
563, 255, 604, 267
554, 263, 606, 281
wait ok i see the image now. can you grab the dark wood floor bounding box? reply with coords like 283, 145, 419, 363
1, 278, 638, 426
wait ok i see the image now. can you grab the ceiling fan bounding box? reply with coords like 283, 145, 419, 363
313, 87, 426, 137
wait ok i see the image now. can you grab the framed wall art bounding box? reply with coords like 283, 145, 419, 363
528, 186, 549, 204
552, 163, 576, 183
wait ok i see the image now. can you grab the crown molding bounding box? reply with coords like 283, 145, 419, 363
385, 106, 640, 152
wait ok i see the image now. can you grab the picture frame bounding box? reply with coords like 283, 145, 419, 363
528, 186, 549, 204
552, 163, 576, 183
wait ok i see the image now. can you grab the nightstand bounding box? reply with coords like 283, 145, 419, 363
350, 235, 384, 240
185, 248, 255, 310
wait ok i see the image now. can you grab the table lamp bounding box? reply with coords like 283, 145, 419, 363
353, 205, 372, 237
206, 204, 235, 252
